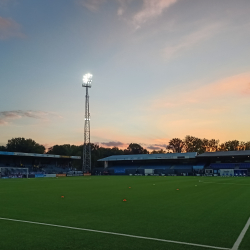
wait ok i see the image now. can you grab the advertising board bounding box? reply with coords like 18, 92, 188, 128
44, 174, 56, 178
35, 174, 44, 178
114, 169, 125, 174
56, 174, 66, 177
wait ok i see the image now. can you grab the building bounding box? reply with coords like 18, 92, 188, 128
98, 150, 250, 176
0, 151, 81, 178
197, 150, 250, 176
98, 152, 199, 175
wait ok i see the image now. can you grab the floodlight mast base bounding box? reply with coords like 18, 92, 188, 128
82, 79, 91, 174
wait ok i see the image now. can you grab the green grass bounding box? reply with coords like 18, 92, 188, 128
0, 176, 250, 250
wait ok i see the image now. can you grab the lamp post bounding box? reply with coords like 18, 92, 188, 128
82, 73, 92, 173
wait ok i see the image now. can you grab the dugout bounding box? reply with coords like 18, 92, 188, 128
98, 152, 200, 176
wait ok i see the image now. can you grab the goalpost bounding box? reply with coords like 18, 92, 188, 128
205, 169, 213, 176
0, 167, 29, 179
144, 169, 154, 175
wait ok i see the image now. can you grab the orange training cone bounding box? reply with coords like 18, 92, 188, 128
61, 196, 64, 198
129, 187, 131, 189
176, 189, 179, 191
123, 199, 127, 202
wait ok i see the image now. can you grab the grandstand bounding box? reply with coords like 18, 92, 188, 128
197, 150, 250, 177
1, 149, 250, 177
98, 150, 250, 176
0, 151, 81, 178
98, 152, 198, 176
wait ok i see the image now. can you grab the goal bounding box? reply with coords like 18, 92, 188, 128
205, 169, 213, 176
144, 169, 154, 175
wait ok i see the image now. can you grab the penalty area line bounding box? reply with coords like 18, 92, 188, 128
231, 217, 250, 250
0, 217, 229, 250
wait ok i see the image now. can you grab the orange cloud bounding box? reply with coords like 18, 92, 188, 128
148, 72, 250, 141
153, 72, 250, 109
0, 16, 24, 40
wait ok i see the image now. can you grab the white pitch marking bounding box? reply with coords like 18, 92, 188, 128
0, 217, 230, 250
199, 181, 250, 186
231, 217, 250, 250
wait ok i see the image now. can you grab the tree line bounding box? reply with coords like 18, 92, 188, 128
1, 136, 250, 168
163, 136, 250, 154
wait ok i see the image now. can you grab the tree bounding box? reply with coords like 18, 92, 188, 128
47, 144, 81, 156
235, 141, 250, 151
0, 145, 6, 151
150, 149, 166, 154
202, 138, 220, 152
244, 141, 250, 150
6, 137, 45, 154
184, 135, 206, 154
124, 143, 149, 154
166, 138, 185, 153
219, 140, 240, 151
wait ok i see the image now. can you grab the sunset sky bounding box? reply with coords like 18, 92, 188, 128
0, 0, 250, 151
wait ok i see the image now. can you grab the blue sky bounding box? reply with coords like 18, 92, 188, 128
1, 0, 250, 150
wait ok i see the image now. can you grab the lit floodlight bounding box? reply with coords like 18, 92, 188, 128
82, 73, 93, 87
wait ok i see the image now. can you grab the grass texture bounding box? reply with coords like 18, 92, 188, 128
0, 176, 250, 250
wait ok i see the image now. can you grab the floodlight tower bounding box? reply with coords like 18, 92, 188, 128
82, 73, 92, 173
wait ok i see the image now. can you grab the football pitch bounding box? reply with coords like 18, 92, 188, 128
0, 176, 249, 250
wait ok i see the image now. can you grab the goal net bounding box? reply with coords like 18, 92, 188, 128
0, 167, 29, 179
205, 169, 213, 176
144, 169, 154, 175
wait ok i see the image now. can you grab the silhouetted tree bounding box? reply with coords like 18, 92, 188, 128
47, 144, 81, 156
6, 137, 45, 154
219, 140, 240, 151
184, 135, 205, 154
241, 141, 250, 150
124, 143, 148, 154
150, 149, 166, 154
166, 138, 185, 153
202, 138, 220, 152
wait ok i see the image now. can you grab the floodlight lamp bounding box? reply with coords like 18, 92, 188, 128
82, 73, 93, 87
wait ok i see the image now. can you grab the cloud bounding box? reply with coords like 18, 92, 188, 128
188, 73, 250, 101
242, 82, 250, 96
116, 0, 178, 29
101, 141, 126, 147
163, 22, 224, 60
117, 0, 127, 16
133, 0, 177, 29
76, 0, 106, 12
0, 16, 24, 40
117, 7, 124, 16
153, 72, 250, 110
148, 72, 250, 141
0, 110, 61, 126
